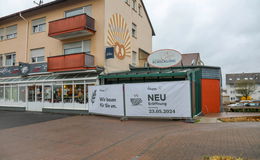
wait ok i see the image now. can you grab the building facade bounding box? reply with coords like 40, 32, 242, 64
0, 0, 154, 112
226, 73, 260, 102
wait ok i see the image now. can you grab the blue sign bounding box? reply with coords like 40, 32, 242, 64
105, 47, 114, 59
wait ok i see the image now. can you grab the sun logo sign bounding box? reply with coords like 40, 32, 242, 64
107, 13, 131, 60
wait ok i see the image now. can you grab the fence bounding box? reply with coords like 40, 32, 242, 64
88, 81, 192, 119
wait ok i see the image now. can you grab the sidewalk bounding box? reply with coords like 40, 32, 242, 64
198, 112, 260, 123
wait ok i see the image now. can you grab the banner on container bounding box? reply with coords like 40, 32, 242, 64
125, 81, 191, 118
88, 84, 124, 116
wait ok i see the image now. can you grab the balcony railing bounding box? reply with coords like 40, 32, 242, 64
48, 14, 95, 40
47, 53, 94, 72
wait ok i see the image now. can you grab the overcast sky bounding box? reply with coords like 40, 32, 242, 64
1, 0, 260, 86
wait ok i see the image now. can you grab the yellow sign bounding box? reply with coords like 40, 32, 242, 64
107, 14, 131, 60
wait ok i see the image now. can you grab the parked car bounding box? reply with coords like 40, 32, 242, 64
228, 103, 243, 107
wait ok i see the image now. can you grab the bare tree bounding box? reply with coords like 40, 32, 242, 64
235, 80, 256, 99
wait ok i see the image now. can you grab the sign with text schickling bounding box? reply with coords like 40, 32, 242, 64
88, 84, 124, 116
125, 81, 191, 118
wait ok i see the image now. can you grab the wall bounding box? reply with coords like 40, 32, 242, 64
0, 0, 105, 67
104, 0, 153, 73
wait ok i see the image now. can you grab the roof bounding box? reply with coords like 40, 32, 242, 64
100, 65, 221, 79
226, 73, 260, 84
0, 0, 66, 22
140, 0, 155, 36
0, 0, 156, 36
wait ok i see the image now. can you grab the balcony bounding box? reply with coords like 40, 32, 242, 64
48, 14, 95, 40
47, 53, 94, 72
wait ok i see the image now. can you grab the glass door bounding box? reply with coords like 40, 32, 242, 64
27, 85, 43, 111
43, 84, 52, 108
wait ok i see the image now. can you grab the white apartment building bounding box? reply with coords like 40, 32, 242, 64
226, 73, 260, 102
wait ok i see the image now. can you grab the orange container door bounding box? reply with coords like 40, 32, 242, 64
201, 79, 221, 114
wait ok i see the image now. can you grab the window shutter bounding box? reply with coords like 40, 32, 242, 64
0, 28, 4, 37
6, 25, 17, 35
32, 17, 46, 26
31, 48, 44, 57
64, 41, 82, 50
83, 40, 91, 54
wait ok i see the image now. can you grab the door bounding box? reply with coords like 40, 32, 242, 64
27, 85, 43, 111
201, 79, 221, 114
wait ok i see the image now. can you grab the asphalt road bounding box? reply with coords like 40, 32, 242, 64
0, 111, 69, 130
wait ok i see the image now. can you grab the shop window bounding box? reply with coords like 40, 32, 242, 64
44, 85, 52, 103
0, 28, 4, 40
5, 86, 11, 101
6, 25, 17, 39
74, 84, 84, 104
5, 53, 16, 66
63, 85, 73, 103
132, 23, 137, 38
12, 85, 18, 102
53, 85, 62, 103
0, 86, 4, 101
63, 40, 91, 55
132, 51, 137, 66
31, 48, 45, 63
32, 17, 46, 33
65, 5, 92, 17
19, 86, 26, 102
28, 86, 35, 102
36, 86, 42, 102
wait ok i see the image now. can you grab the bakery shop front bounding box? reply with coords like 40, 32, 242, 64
0, 62, 102, 113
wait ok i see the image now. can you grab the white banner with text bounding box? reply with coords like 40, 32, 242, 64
125, 81, 191, 118
88, 84, 124, 116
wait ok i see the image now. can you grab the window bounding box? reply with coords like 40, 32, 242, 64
0, 86, 4, 101
74, 84, 84, 104
132, 51, 137, 66
65, 5, 92, 17
12, 85, 18, 102
19, 86, 26, 102
0, 28, 4, 40
138, 4, 143, 16
132, 23, 137, 38
31, 48, 45, 63
44, 85, 52, 103
32, 17, 46, 33
63, 40, 91, 55
6, 25, 17, 39
5, 85, 11, 101
0, 55, 3, 67
132, 0, 137, 10
53, 85, 62, 103
63, 84, 73, 103
5, 53, 16, 66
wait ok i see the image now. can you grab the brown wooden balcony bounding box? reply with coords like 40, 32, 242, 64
48, 14, 95, 40
47, 53, 94, 72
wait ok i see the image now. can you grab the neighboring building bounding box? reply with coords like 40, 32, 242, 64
0, 0, 154, 112
221, 89, 230, 105
226, 73, 260, 102
175, 53, 204, 67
